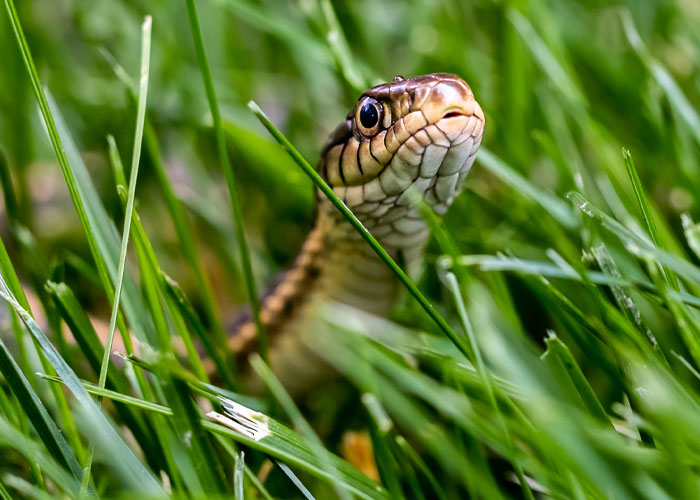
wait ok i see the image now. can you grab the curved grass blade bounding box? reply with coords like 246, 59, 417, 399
441, 253, 700, 309
2, 0, 156, 348
623, 149, 679, 291
79, 17, 153, 493
0, 272, 164, 495
0, 340, 84, 492
98, 13, 151, 396
102, 51, 227, 354
46, 281, 166, 474
568, 192, 700, 285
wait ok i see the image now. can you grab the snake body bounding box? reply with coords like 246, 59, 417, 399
232, 73, 484, 393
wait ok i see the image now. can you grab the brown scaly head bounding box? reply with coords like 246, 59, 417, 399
316, 73, 485, 265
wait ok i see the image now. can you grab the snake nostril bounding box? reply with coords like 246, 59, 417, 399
442, 111, 462, 119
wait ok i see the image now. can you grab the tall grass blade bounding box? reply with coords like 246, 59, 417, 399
184, 0, 268, 363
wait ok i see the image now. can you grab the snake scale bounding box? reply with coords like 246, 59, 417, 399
226, 73, 484, 393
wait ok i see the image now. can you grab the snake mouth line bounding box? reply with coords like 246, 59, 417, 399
442, 110, 465, 119
330, 111, 481, 200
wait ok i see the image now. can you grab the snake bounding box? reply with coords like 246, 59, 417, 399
225, 73, 484, 394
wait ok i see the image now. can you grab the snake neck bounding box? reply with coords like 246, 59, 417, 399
229, 208, 428, 358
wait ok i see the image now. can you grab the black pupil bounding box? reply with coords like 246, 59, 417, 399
359, 102, 379, 129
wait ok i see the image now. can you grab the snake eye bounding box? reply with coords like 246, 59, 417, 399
356, 97, 383, 136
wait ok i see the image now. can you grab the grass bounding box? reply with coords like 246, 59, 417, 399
1, 0, 700, 498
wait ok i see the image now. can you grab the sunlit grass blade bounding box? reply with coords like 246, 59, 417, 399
568, 192, 700, 285
507, 9, 585, 110
276, 462, 316, 500
39, 373, 173, 416
80, 16, 152, 492
212, 0, 330, 64
97, 13, 151, 393
621, 10, 700, 148
317, 0, 367, 93
590, 244, 660, 351
623, 149, 679, 291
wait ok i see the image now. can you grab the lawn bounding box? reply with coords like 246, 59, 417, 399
1, 0, 700, 498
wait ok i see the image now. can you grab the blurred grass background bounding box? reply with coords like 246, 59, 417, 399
2, 0, 700, 498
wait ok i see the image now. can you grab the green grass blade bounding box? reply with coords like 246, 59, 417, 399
317, 0, 367, 93
361, 394, 402, 498
2, 0, 155, 347
623, 149, 679, 291
0, 273, 164, 494
102, 48, 227, 352
541, 333, 611, 426
81, 17, 152, 491
0, 340, 84, 492
165, 378, 228, 495
276, 462, 316, 500
0, 234, 30, 313
478, 148, 576, 228
184, 0, 268, 363
38, 374, 173, 416
0, 150, 19, 223
98, 14, 151, 391
621, 10, 700, 148
444, 272, 533, 500
234, 451, 245, 500
160, 272, 237, 387
568, 192, 700, 285
45, 281, 167, 474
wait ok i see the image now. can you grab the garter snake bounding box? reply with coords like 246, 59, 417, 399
228, 73, 484, 393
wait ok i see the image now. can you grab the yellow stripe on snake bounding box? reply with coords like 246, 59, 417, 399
229, 73, 484, 394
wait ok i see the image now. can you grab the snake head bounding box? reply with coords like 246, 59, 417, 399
319, 73, 484, 219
